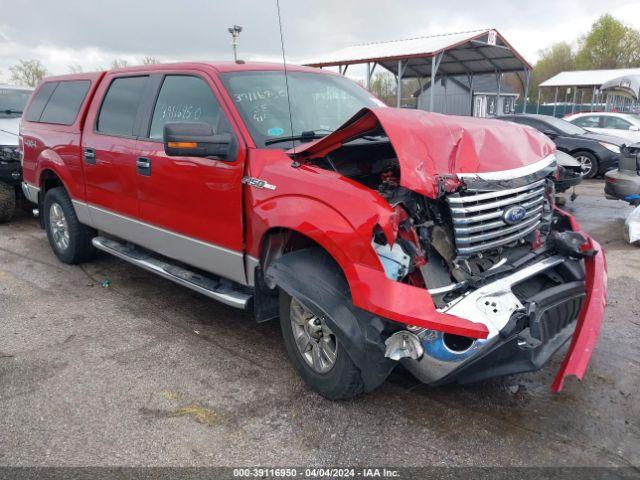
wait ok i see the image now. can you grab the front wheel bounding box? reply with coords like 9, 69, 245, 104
572, 151, 599, 179
0, 181, 16, 223
43, 187, 96, 264
279, 290, 364, 400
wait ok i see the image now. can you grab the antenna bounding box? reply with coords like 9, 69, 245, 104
275, 0, 296, 154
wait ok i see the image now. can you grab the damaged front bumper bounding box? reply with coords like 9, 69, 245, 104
384, 212, 607, 392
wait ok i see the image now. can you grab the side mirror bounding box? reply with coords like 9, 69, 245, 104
543, 129, 557, 138
163, 122, 236, 160
629, 125, 640, 132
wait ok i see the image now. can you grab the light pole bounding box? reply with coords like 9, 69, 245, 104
228, 25, 243, 62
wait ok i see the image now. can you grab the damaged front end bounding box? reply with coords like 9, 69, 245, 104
291, 108, 607, 391
372, 158, 601, 389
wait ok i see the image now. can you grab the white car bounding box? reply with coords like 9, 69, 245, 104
564, 112, 640, 143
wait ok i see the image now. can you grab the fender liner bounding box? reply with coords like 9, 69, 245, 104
266, 248, 396, 392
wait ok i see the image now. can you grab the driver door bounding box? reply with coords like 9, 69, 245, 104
135, 72, 247, 284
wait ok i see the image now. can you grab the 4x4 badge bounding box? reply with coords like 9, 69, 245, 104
242, 176, 276, 190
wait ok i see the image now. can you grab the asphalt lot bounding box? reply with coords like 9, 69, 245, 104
0, 180, 639, 467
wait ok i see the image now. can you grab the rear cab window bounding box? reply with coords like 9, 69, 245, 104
96, 76, 148, 137
25, 80, 90, 125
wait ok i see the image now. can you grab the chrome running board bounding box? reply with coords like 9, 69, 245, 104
92, 236, 252, 309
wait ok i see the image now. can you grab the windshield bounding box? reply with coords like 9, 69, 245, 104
221, 71, 382, 148
542, 116, 587, 135
0, 88, 32, 118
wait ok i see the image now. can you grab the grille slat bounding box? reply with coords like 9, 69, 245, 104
446, 179, 547, 256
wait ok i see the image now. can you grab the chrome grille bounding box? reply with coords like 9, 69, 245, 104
446, 179, 547, 256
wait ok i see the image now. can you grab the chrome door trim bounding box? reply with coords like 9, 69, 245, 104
71, 200, 248, 285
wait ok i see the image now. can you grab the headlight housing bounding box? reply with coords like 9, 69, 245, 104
0, 145, 20, 163
598, 142, 621, 154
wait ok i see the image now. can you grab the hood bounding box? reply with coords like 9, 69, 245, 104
294, 108, 555, 198
580, 131, 627, 145
0, 117, 20, 146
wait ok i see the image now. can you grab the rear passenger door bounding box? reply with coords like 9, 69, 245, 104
82, 74, 150, 219
134, 72, 247, 284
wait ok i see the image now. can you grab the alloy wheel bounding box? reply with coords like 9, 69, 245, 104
289, 298, 338, 374
49, 202, 70, 251
575, 155, 593, 177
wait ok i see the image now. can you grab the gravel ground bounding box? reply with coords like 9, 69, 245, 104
0, 180, 638, 468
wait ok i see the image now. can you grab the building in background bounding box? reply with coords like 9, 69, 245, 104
414, 74, 519, 117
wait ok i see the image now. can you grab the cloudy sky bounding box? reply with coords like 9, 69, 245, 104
1, 0, 640, 83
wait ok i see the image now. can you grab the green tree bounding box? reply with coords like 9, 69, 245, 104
369, 71, 396, 106
9, 59, 47, 87
575, 14, 640, 69
530, 42, 575, 102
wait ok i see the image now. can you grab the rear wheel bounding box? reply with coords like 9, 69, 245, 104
279, 290, 364, 400
44, 187, 96, 264
572, 151, 599, 179
0, 181, 16, 223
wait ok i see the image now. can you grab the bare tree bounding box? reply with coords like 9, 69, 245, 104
68, 63, 83, 74
140, 56, 159, 65
110, 58, 129, 69
9, 59, 47, 87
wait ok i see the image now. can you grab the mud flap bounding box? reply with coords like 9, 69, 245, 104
266, 249, 396, 392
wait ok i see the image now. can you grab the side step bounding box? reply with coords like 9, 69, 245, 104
91, 236, 253, 309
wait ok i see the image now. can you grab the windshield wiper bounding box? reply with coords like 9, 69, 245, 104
264, 130, 331, 146
1, 109, 23, 114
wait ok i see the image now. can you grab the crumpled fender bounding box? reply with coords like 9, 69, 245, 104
551, 209, 608, 392
266, 248, 397, 392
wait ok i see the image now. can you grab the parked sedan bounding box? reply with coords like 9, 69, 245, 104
499, 114, 624, 178
564, 112, 640, 143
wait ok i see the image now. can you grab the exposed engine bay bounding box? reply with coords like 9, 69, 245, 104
313, 139, 562, 308
310, 138, 595, 386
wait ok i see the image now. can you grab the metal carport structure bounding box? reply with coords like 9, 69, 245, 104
303, 29, 532, 113
538, 68, 640, 115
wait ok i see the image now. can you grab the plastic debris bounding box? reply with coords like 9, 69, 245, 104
101, 279, 111, 288
624, 204, 640, 245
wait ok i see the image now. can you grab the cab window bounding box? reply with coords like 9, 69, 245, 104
97, 76, 148, 137
147, 75, 227, 140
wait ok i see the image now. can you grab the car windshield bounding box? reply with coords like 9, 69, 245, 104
0, 88, 32, 118
541, 116, 587, 135
221, 71, 382, 148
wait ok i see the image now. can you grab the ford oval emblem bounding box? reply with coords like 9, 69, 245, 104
503, 206, 527, 225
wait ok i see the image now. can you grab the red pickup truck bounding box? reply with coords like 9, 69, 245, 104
20, 62, 607, 399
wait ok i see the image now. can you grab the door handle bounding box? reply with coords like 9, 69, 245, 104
84, 148, 96, 165
136, 157, 151, 176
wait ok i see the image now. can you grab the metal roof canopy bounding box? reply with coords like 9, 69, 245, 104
537, 68, 640, 116
303, 29, 533, 111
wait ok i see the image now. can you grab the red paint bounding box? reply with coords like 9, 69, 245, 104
551, 209, 607, 392
295, 107, 556, 198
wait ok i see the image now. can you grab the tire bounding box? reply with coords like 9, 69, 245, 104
0, 181, 16, 223
279, 289, 364, 400
43, 187, 96, 264
572, 151, 599, 179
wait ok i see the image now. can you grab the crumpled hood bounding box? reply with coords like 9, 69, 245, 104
0, 117, 20, 146
294, 108, 556, 197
